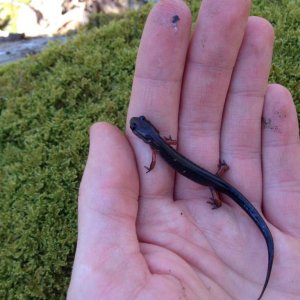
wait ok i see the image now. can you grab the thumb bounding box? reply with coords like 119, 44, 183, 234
68, 122, 140, 297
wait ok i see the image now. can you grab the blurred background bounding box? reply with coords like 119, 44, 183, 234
0, 0, 156, 37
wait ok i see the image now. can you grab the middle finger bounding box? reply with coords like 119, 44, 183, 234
176, 0, 251, 200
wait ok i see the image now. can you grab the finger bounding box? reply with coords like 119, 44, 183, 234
69, 123, 142, 293
127, 0, 192, 199
262, 84, 300, 237
219, 17, 274, 208
176, 0, 251, 200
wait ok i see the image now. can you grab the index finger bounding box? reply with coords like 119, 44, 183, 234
126, 0, 191, 199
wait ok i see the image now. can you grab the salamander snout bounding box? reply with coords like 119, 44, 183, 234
130, 117, 139, 131
130, 116, 147, 132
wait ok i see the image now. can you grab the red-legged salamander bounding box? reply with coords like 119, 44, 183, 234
130, 115, 274, 300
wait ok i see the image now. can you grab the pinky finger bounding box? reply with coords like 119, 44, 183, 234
262, 84, 300, 237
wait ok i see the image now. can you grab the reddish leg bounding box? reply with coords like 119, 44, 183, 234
207, 160, 230, 209
207, 188, 222, 209
145, 135, 177, 173
144, 149, 157, 173
164, 135, 177, 146
217, 160, 229, 177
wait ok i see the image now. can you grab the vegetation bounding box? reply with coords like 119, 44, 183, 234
0, 1, 299, 299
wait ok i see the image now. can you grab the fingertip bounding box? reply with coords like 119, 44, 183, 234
89, 121, 109, 135
265, 84, 293, 105
247, 16, 275, 44
263, 84, 298, 144
264, 83, 295, 116
135, 0, 192, 80
88, 122, 136, 164
81, 121, 139, 204
89, 121, 123, 145
153, 0, 192, 22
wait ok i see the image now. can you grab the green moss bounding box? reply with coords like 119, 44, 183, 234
251, 0, 300, 110
0, 1, 299, 299
0, 7, 149, 299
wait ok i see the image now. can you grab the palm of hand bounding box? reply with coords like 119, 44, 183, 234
68, 1, 300, 299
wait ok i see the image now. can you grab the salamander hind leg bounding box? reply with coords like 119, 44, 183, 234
206, 160, 229, 209
217, 160, 229, 177
207, 188, 222, 209
164, 135, 177, 146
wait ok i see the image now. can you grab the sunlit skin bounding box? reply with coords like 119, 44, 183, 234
68, 0, 300, 299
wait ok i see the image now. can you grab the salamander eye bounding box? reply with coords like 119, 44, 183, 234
140, 116, 146, 121
130, 123, 136, 130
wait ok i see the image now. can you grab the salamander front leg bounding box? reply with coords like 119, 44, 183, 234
145, 136, 177, 173
144, 149, 157, 173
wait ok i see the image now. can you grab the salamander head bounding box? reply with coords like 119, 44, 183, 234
130, 116, 159, 144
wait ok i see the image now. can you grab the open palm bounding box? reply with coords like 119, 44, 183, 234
68, 0, 300, 299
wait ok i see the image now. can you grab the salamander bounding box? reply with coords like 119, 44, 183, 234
130, 115, 274, 300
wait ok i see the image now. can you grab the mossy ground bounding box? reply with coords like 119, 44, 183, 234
0, 1, 299, 299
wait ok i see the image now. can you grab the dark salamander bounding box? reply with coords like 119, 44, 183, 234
130, 115, 274, 300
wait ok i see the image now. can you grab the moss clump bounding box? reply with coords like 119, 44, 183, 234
251, 0, 300, 111
0, 1, 299, 299
0, 6, 149, 300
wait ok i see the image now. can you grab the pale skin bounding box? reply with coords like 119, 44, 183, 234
67, 0, 300, 299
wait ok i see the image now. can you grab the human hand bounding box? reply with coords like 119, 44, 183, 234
68, 0, 300, 299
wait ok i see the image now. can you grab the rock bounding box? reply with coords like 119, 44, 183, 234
0, 35, 68, 65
